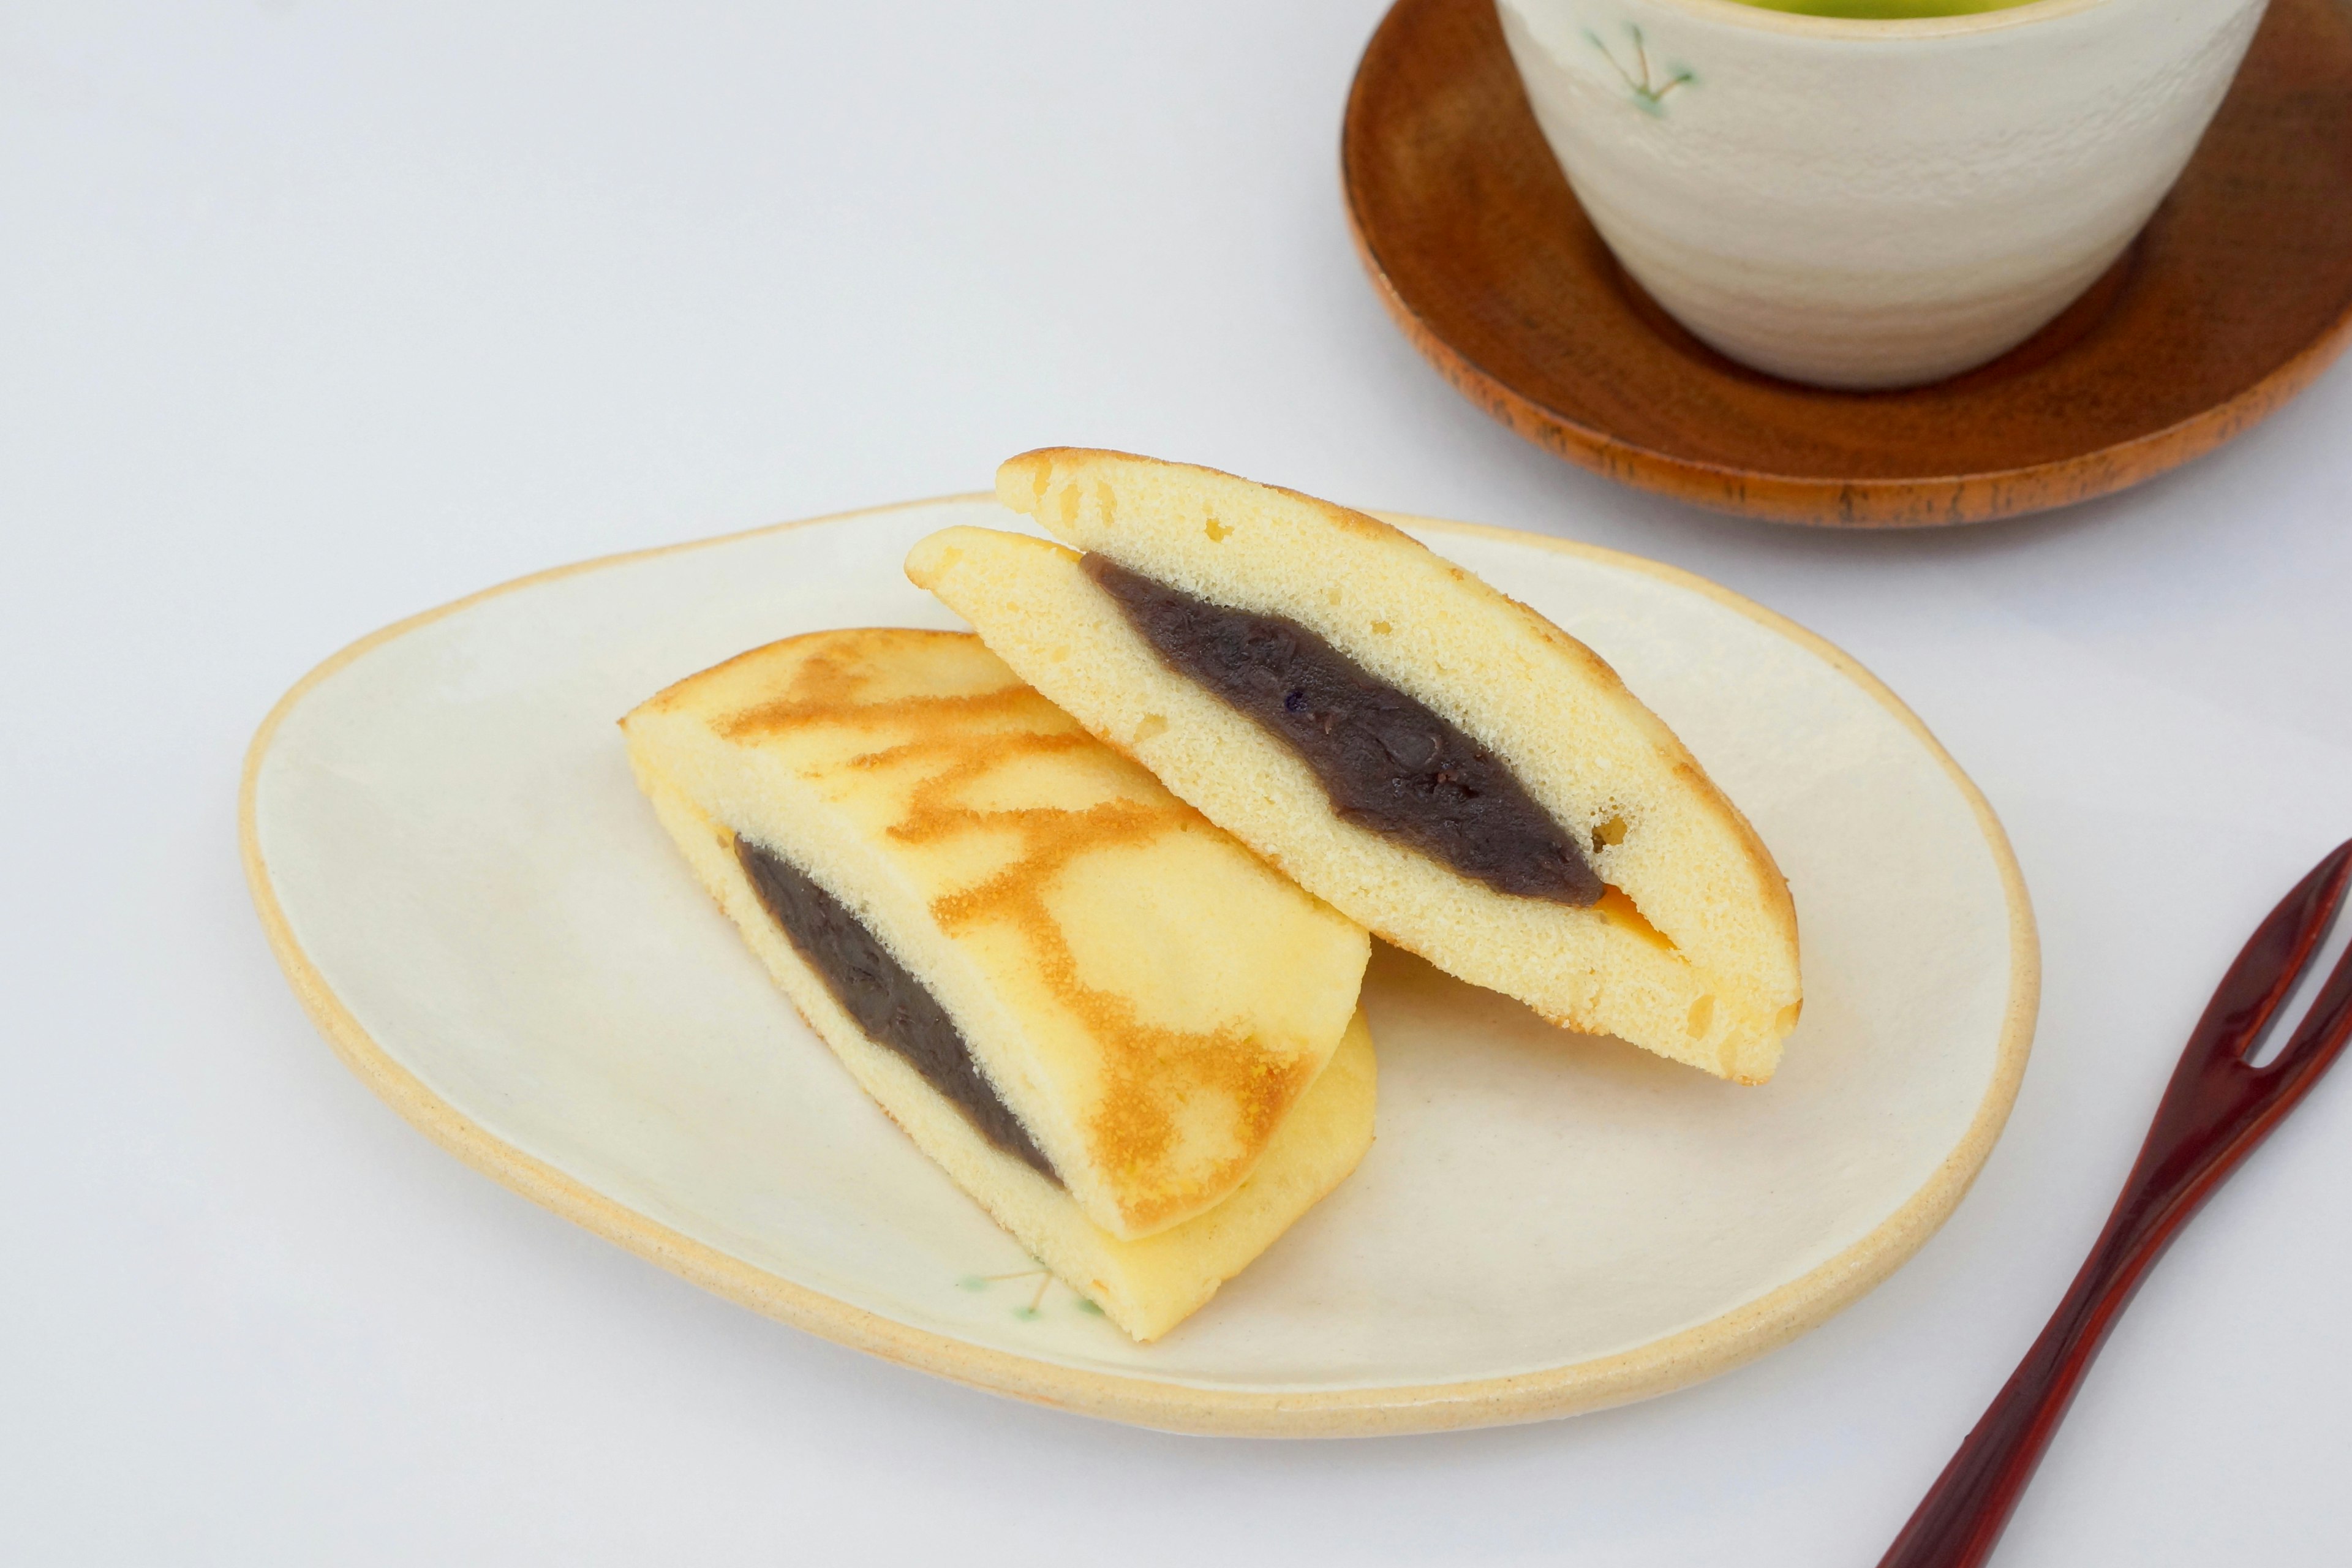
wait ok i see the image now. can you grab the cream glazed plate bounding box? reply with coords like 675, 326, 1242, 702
243, 495, 2037, 1436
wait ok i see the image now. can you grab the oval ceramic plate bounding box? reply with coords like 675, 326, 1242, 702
242, 496, 2037, 1435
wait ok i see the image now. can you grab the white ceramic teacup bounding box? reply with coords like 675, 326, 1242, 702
1497, 0, 2269, 388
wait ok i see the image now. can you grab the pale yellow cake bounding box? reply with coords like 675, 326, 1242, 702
620, 627, 1376, 1340
905, 450, 1801, 1084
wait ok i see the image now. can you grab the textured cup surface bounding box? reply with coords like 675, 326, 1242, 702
1498, 0, 2269, 388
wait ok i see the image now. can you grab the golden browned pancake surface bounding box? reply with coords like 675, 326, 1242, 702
621, 630, 1375, 1333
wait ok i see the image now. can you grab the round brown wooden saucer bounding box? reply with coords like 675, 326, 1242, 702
1342, 0, 2352, 527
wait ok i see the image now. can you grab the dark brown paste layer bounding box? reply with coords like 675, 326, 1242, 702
734, 837, 1060, 1182
1081, 554, 1604, 907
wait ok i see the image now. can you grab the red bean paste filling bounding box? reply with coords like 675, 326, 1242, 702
735, 836, 1060, 1183
1082, 554, 1604, 907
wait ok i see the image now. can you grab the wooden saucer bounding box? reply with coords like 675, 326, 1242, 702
1342, 0, 2352, 527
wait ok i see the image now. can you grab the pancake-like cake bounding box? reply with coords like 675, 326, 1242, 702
905, 450, 1801, 1084
620, 628, 1374, 1340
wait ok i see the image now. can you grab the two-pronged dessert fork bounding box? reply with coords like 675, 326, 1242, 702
1880, 839, 2352, 1568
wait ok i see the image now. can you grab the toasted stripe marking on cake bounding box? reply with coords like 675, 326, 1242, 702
624, 710, 1378, 1341
624, 627, 1371, 1237
725, 646, 1321, 1229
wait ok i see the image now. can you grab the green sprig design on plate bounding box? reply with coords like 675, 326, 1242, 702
1585, 24, 1698, 118
957, 1267, 1104, 1322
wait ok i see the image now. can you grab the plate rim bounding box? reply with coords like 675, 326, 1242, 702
239, 494, 2040, 1436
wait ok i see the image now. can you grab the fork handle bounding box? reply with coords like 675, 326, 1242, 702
1876, 1047, 2304, 1568
1874, 1213, 2162, 1568
1882, 841, 2352, 1566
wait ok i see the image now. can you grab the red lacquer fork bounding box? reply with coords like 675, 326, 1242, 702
1880, 838, 2352, 1568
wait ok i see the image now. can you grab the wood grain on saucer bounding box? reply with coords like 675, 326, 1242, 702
1343, 0, 2352, 527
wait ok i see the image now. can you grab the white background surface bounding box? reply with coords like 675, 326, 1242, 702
5, 2, 2349, 1564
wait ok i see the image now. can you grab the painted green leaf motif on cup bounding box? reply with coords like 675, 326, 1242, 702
1586, 24, 1697, 118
